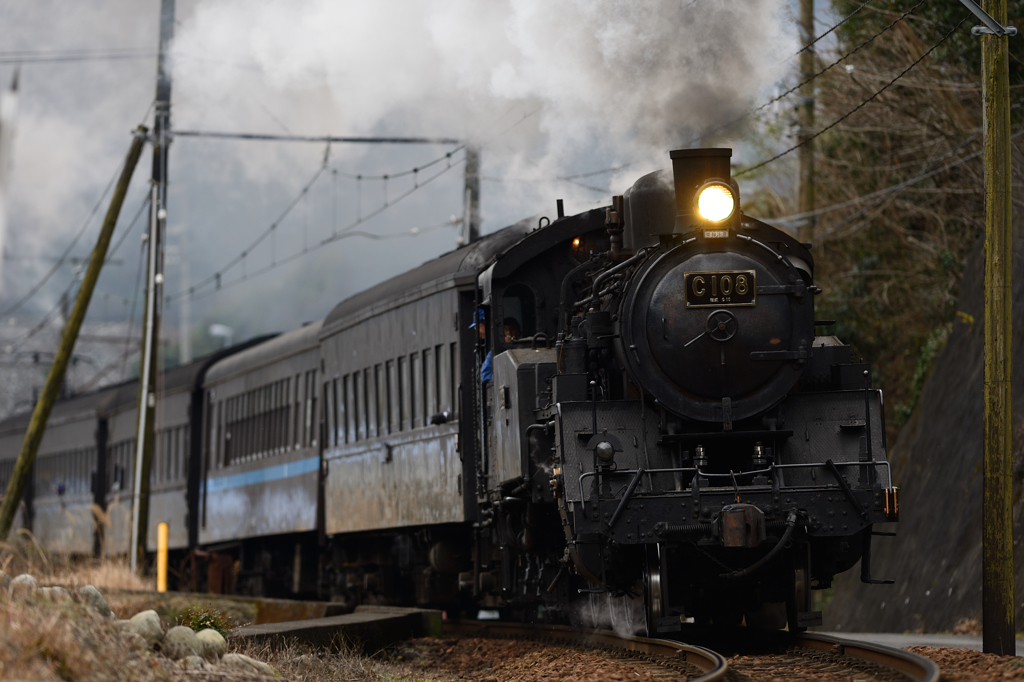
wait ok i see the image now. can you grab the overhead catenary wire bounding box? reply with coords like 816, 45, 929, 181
798, 0, 874, 55
0, 48, 155, 65
168, 108, 543, 304
736, 12, 971, 178
752, 0, 926, 117
814, 126, 1024, 243
168, 154, 467, 303
0, 161, 124, 318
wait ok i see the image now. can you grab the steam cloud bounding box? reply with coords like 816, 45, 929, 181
0, 0, 797, 348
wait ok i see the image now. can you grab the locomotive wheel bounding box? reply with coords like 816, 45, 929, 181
643, 543, 665, 636
786, 565, 811, 633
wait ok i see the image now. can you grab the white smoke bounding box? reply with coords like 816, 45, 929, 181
173, 0, 797, 174
0, 0, 798, 353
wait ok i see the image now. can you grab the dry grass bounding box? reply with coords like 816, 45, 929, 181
231, 638, 456, 682
0, 591, 169, 681
0, 530, 152, 592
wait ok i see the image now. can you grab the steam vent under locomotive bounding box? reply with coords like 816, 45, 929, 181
478, 147, 899, 634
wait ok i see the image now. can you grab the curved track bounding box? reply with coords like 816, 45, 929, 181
793, 633, 940, 682
443, 620, 940, 682
445, 620, 727, 681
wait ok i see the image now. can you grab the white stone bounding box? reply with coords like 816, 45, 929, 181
162, 626, 202, 660
9, 574, 37, 598
49, 585, 72, 601
128, 609, 164, 646
195, 628, 227, 661
77, 585, 113, 617
221, 653, 279, 677
179, 655, 207, 670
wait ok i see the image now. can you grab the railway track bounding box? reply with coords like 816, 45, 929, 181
441, 620, 939, 681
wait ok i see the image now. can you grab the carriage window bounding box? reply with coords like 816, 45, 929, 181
502, 284, 536, 341
410, 352, 420, 428
325, 380, 335, 448
387, 360, 398, 434
344, 374, 354, 443
376, 365, 387, 436
423, 347, 435, 421
355, 370, 366, 441
399, 356, 409, 431
451, 342, 459, 419
436, 344, 448, 417
365, 367, 377, 439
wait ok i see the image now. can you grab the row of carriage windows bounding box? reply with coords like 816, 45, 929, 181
212, 370, 319, 468
325, 343, 459, 447
32, 447, 96, 498
0, 343, 461, 485
0, 424, 190, 501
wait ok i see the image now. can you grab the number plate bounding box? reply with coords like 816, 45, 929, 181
684, 270, 757, 308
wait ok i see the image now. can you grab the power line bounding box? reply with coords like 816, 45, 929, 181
171, 130, 461, 145
0, 160, 123, 318
167, 154, 466, 303
168, 108, 540, 303
120, 239, 148, 384
169, 156, 331, 301
773, 130, 983, 225
753, 0, 926, 117
814, 126, 1024, 243
0, 49, 154, 65
736, 12, 971, 178
798, 0, 874, 55
106, 193, 152, 263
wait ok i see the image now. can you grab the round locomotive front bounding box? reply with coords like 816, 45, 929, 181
620, 235, 815, 423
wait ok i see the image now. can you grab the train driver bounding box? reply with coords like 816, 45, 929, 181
503, 318, 520, 344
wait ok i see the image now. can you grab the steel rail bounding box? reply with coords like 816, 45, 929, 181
793, 632, 940, 682
443, 620, 728, 681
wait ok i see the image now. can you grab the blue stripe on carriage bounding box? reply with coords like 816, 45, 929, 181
204, 456, 319, 493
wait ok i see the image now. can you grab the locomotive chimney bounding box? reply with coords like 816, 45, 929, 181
669, 148, 733, 231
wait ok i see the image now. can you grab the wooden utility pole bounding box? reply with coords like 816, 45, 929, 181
978, 0, 1015, 657
463, 145, 481, 245
0, 127, 147, 541
130, 0, 174, 572
797, 0, 815, 242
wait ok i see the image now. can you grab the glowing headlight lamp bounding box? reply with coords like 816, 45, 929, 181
695, 181, 736, 223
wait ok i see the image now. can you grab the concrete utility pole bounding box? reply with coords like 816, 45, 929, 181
463, 146, 481, 245
973, 0, 1016, 657
0, 128, 146, 541
797, 0, 815, 243
131, 0, 174, 573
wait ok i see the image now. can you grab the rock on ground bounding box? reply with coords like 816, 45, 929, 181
221, 653, 279, 677
195, 628, 226, 661
76, 585, 113, 618
9, 574, 37, 598
162, 626, 202, 661
128, 609, 164, 646
179, 655, 207, 671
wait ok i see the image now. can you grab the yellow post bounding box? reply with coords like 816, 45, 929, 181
157, 522, 168, 592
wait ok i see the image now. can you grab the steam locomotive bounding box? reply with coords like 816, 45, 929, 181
0, 148, 898, 634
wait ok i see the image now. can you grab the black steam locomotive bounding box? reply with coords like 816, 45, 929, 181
0, 148, 898, 634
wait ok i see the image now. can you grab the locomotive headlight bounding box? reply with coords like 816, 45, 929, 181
695, 182, 735, 223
